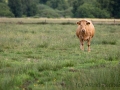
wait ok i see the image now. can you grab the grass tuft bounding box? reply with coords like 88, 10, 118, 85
102, 40, 116, 45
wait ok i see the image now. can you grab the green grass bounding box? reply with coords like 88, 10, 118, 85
0, 22, 120, 90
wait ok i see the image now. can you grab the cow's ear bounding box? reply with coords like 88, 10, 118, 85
77, 21, 81, 25
86, 21, 90, 25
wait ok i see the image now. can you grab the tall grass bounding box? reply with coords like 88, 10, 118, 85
0, 23, 120, 90
62, 64, 120, 90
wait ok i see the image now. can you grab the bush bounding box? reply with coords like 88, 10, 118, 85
0, 3, 14, 17
37, 4, 73, 18
56, 7, 73, 17
37, 4, 60, 18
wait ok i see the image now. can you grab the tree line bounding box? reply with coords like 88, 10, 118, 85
0, 0, 120, 18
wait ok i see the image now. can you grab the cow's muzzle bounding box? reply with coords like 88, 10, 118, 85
81, 29, 85, 33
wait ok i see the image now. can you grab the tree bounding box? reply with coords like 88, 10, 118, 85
97, 0, 120, 18
46, 0, 69, 10
0, 3, 14, 17
39, 0, 48, 4
0, 0, 5, 3
21, 0, 37, 16
72, 0, 110, 18
72, 0, 84, 17
67, 0, 76, 7
25, 0, 37, 16
97, 0, 113, 17
8, 0, 22, 17
37, 4, 60, 18
8, 0, 37, 17
0, 0, 3, 2
110, 0, 120, 18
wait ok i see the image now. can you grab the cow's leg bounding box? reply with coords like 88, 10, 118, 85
80, 39, 84, 51
87, 40, 91, 52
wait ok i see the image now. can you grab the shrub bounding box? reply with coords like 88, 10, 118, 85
56, 7, 73, 17
37, 4, 73, 18
37, 4, 60, 18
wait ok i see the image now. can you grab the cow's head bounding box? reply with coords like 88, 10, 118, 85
77, 20, 90, 33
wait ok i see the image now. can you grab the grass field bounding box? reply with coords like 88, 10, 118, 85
0, 18, 120, 90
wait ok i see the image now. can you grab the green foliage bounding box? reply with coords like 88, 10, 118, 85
73, 0, 110, 18
109, 0, 120, 18
36, 4, 72, 18
39, 0, 47, 4
72, 0, 84, 17
56, 7, 73, 18
97, 0, 120, 18
8, 0, 22, 17
3, 0, 120, 18
46, 0, 69, 10
8, 0, 37, 17
0, 3, 14, 17
37, 4, 60, 18
0, 0, 4, 2
21, 0, 38, 17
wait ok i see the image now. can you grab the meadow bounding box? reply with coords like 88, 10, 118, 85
0, 18, 120, 90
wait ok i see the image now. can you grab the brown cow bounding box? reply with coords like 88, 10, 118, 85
76, 19, 95, 52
